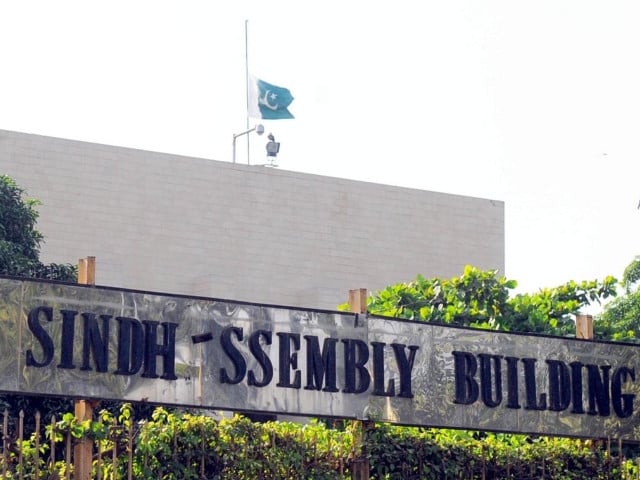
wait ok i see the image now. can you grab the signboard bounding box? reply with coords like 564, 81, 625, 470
1, 277, 640, 439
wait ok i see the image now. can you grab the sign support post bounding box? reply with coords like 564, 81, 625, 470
349, 288, 370, 480
576, 313, 603, 453
575, 314, 593, 340
74, 256, 97, 480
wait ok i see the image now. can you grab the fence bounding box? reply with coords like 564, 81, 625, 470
1, 407, 639, 479
1, 409, 135, 479
0, 407, 353, 479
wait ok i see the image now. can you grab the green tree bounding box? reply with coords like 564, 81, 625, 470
0, 174, 77, 424
341, 265, 617, 337
595, 257, 640, 343
338, 266, 627, 474
0, 175, 76, 281
506, 276, 617, 336
347, 266, 514, 329
622, 256, 640, 291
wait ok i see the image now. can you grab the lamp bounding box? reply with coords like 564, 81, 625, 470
232, 124, 264, 164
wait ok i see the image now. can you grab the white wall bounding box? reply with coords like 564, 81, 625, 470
1, 130, 504, 310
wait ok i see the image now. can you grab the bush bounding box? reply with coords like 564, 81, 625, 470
1, 404, 637, 479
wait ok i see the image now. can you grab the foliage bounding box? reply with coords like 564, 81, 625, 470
0, 395, 74, 431
0, 174, 76, 281
0, 175, 42, 267
39, 405, 353, 479
1, 405, 637, 479
595, 257, 640, 343
365, 425, 636, 480
332, 264, 640, 479
506, 277, 617, 336
340, 265, 617, 338
0, 175, 78, 429
622, 257, 640, 292
344, 266, 516, 329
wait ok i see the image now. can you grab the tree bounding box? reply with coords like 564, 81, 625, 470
506, 277, 617, 336
622, 257, 640, 291
595, 257, 640, 343
347, 266, 514, 329
0, 175, 77, 424
337, 267, 626, 465
0, 175, 76, 281
341, 265, 618, 338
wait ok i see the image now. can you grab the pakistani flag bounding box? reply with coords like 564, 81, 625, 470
248, 75, 295, 120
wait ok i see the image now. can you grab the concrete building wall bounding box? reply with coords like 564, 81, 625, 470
0, 129, 504, 310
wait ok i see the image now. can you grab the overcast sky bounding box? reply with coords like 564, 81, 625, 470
2, 1, 639, 302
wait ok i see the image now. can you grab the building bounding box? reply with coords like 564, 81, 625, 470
1, 129, 504, 310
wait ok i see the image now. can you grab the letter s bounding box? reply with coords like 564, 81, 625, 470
220, 327, 246, 384
25, 306, 55, 367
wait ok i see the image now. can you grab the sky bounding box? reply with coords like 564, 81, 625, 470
2, 1, 639, 304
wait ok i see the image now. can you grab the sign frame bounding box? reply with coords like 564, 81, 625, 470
2, 276, 640, 440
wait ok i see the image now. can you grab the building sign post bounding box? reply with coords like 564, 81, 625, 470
576, 314, 594, 341
74, 256, 96, 480
348, 288, 370, 480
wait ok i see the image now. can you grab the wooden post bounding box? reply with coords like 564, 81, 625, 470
74, 256, 97, 480
575, 314, 593, 340
77, 256, 96, 286
576, 314, 599, 451
349, 288, 370, 480
348, 288, 368, 315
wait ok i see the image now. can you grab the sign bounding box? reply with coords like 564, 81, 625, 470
2, 277, 640, 439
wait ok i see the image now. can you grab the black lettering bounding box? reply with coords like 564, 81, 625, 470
547, 359, 571, 411
612, 367, 635, 418
80, 313, 110, 372
570, 361, 585, 414
25, 306, 54, 367
220, 326, 246, 384
58, 309, 78, 369
304, 335, 338, 392
505, 356, 521, 409
141, 321, 177, 380
277, 332, 301, 389
114, 316, 144, 375
587, 364, 611, 416
371, 342, 394, 396
248, 330, 273, 387
342, 339, 370, 394
392, 343, 419, 398
479, 354, 502, 408
452, 351, 478, 405
522, 358, 546, 410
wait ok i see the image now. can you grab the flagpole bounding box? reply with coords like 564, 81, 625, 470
245, 19, 251, 165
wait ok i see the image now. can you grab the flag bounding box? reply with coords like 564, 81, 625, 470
248, 75, 294, 120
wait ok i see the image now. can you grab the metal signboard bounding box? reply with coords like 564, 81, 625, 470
2, 277, 640, 439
